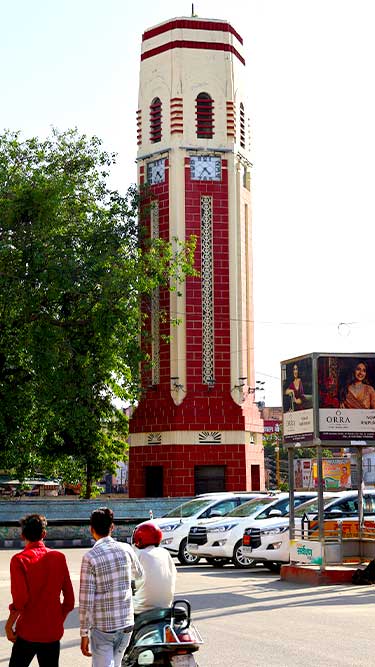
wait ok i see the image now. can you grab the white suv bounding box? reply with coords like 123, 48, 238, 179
142, 492, 265, 565
187, 492, 316, 568
242, 490, 375, 571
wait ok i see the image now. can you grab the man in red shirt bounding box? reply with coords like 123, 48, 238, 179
5, 513, 75, 667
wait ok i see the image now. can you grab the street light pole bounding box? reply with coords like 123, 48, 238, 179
275, 435, 280, 488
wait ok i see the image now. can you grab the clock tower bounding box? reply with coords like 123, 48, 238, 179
129, 15, 264, 497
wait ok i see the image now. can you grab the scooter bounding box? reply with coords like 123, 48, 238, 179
122, 599, 203, 666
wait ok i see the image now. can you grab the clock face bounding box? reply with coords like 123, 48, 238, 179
190, 155, 221, 181
147, 158, 165, 184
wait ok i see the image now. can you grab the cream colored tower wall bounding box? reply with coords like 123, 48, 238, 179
138, 21, 245, 153
227, 166, 254, 405
225, 55, 254, 405
137, 18, 253, 408
169, 150, 186, 405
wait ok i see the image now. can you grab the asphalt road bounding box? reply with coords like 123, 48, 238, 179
0, 549, 374, 666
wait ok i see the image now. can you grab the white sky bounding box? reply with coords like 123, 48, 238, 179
1, 0, 375, 406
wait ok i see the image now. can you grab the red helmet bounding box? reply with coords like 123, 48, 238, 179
133, 522, 163, 548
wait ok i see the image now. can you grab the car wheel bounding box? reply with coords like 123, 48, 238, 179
205, 557, 227, 567
177, 538, 201, 566
232, 541, 256, 569
265, 562, 281, 573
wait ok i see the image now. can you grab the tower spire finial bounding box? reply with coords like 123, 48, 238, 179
191, 3, 197, 17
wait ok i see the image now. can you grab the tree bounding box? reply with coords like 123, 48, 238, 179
0, 129, 196, 496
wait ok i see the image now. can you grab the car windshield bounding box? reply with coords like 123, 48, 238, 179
163, 497, 216, 518
225, 497, 276, 517
294, 495, 342, 518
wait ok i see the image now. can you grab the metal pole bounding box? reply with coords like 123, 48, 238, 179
317, 443, 325, 570
288, 445, 295, 540
275, 437, 280, 488
357, 447, 364, 532
312, 355, 325, 569
339, 521, 343, 564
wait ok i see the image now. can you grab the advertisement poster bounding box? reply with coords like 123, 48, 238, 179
294, 459, 313, 488
282, 355, 314, 443
263, 420, 280, 435
290, 539, 322, 565
318, 355, 375, 441
112, 462, 128, 494
311, 458, 351, 489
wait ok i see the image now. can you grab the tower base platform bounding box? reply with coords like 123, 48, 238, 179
280, 563, 359, 585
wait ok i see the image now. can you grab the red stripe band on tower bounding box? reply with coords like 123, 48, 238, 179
141, 40, 245, 65
142, 19, 243, 45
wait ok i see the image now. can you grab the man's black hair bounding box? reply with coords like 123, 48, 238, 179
90, 507, 114, 537
20, 514, 47, 542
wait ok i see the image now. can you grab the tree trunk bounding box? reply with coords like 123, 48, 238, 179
85, 462, 92, 499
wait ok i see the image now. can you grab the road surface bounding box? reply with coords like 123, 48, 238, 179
0, 549, 374, 666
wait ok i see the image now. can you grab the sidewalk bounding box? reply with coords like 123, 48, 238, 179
281, 563, 358, 585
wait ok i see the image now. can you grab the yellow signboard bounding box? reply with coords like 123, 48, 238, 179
312, 458, 351, 489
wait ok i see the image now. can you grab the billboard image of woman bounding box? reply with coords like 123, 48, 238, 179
318, 355, 375, 441
282, 355, 313, 443
339, 360, 375, 409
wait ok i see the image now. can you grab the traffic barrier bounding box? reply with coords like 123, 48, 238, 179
0, 497, 192, 547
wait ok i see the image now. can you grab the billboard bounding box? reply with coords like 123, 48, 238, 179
263, 420, 281, 435
318, 355, 375, 441
290, 539, 323, 565
282, 353, 375, 445
294, 459, 313, 488
312, 458, 351, 489
281, 355, 314, 443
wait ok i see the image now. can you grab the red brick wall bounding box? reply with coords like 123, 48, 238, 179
132, 158, 249, 432
129, 444, 249, 497
185, 158, 231, 394
138, 162, 171, 389
130, 159, 264, 497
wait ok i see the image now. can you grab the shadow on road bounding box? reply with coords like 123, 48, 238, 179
176, 563, 375, 621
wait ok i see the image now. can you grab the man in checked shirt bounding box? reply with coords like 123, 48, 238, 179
79, 507, 143, 667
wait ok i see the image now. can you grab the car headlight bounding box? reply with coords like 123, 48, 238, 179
261, 526, 288, 536
161, 524, 180, 532
206, 523, 237, 533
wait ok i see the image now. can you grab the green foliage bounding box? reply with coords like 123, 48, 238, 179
0, 129, 196, 496
264, 431, 333, 461
263, 433, 284, 457
278, 481, 289, 492
294, 447, 333, 459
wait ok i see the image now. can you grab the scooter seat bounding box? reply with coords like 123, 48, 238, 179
134, 606, 187, 632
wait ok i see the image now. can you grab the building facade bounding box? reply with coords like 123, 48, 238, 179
129, 16, 264, 497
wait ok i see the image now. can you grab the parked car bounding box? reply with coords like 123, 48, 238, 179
142, 492, 267, 565
242, 490, 375, 571
187, 492, 317, 568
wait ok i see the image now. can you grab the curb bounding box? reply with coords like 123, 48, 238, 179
0, 536, 133, 549
281, 564, 356, 585
0, 539, 94, 550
